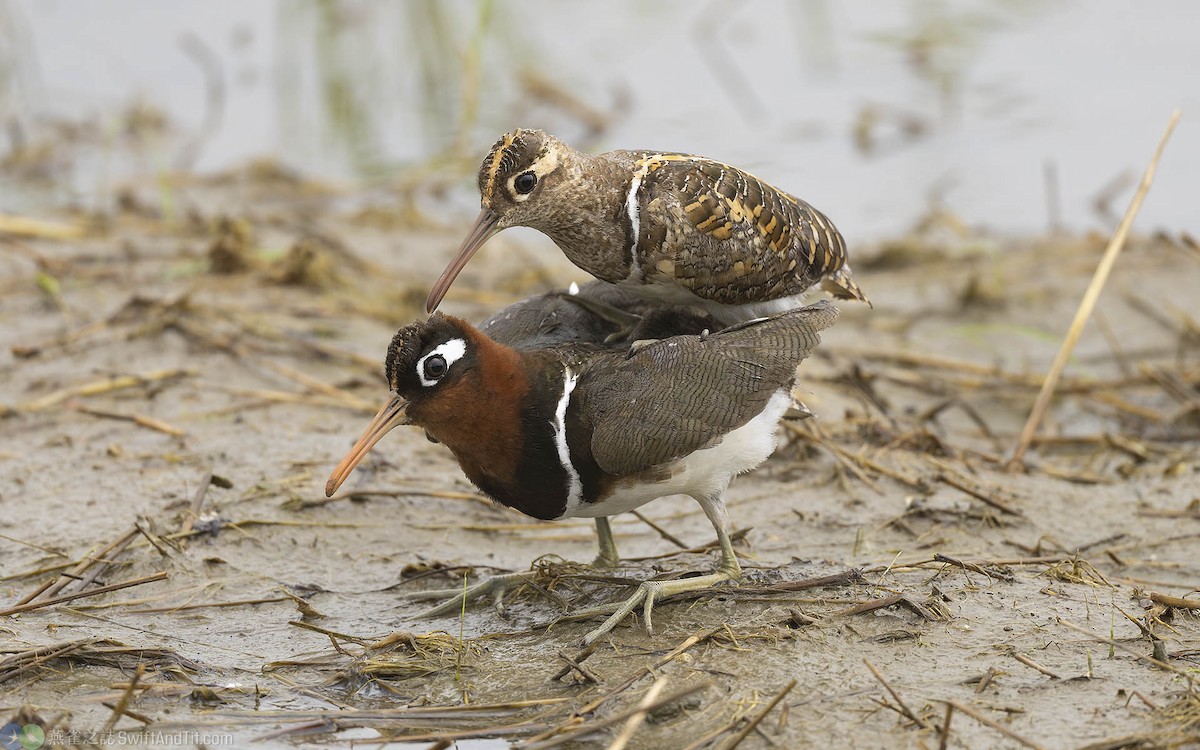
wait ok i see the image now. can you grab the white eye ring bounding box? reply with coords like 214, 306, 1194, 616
417, 338, 467, 387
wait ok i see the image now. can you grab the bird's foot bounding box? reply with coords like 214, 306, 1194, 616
591, 550, 621, 569
402, 571, 537, 618
575, 568, 737, 646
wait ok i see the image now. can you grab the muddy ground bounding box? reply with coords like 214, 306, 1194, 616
2, 170, 1199, 749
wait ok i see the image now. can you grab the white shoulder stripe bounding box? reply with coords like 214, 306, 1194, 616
552, 366, 584, 518
625, 159, 655, 282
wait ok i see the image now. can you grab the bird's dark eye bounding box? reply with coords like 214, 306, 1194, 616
423, 355, 448, 380
514, 171, 537, 194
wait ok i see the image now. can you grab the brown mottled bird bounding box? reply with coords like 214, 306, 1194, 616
426, 128, 869, 324
326, 298, 837, 645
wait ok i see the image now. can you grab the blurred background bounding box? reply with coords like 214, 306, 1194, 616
1, 0, 1196, 239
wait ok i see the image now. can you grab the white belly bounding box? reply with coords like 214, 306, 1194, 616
566, 390, 793, 519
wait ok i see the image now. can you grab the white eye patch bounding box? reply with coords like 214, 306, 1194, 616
416, 338, 467, 387
508, 149, 558, 202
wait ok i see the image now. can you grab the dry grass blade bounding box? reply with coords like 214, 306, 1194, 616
552, 641, 601, 681
1008, 109, 1181, 470
838, 593, 905, 617
863, 660, 931, 730
926, 457, 1021, 516
556, 649, 601, 684
1057, 617, 1195, 685
103, 663, 143, 731
0, 212, 86, 239
353, 631, 478, 681
579, 628, 720, 715
605, 675, 668, 750
0, 571, 169, 617
720, 678, 797, 750
0, 637, 200, 683
944, 700, 1047, 750
287, 620, 373, 646
0, 638, 101, 683
1009, 651, 1061, 680
518, 681, 711, 750
17, 525, 137, 604
631, 510, 690, 549
1148, 591, 1200, 610
18, 368, 193, 412
67, 401, 186, 436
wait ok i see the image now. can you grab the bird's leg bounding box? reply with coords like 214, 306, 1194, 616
578, 491, 740, 646
592, 517, 620, 568
402, 571, 537, 618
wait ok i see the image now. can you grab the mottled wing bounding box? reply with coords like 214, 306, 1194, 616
580, 301, 839, 476
635, 155, 852, 304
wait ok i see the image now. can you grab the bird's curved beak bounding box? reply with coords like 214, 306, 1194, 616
425, 207, 501, 313
325, 395, 410, 497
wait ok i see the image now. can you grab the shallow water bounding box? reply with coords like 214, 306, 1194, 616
4, 0, 1198, 237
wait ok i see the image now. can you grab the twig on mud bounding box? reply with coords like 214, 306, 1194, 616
128, 595, 292, 614
1148, 591, 1200, 610
251, 719, 338, 743
1135, 505, 1200, 520
0, 212, 86, 239
926, 457, 1022, 516
103, 663, 143, 731
631, 510, 690, 550
1009, 651, 1061, 680
0, 571, 168, 617
578, 628, 720, 715
938, 703, 953, 750
838, 593, 939, 621
0, 533, 70, 559
1057, 617, 1195, 686
552, 641, 602, 682
974, 668, 999, 693
735, 569, 865, 595
519, 681, 711, 750
18, 368, 193, 412
0, 638, 101, 684
23, 526, 141, 604
605, 675, 667, 750
100, 701, 152, 725
786, 424, 884, 493
228, 698, 571, 722
933, 553, 1014, 582
172, 318, 376, 412
720, 679, 797, 750
863, 660, 932, 730
556, 649, 601, 685
626, 528, 750, 563
201, 384, 354, 413
1007, 109, 1181, 470
67, 401, 186, 436
287, 620, 373, 646
840, 593, 905, 617
942, 700, 1047, 750
133, 522, 171, 559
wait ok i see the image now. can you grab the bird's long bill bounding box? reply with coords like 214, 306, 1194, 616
324, 395, 409, 497
425, 207, 501, 313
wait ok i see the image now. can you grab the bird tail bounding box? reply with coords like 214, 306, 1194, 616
821, 263, 872, 308
713, 299, 840, 367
